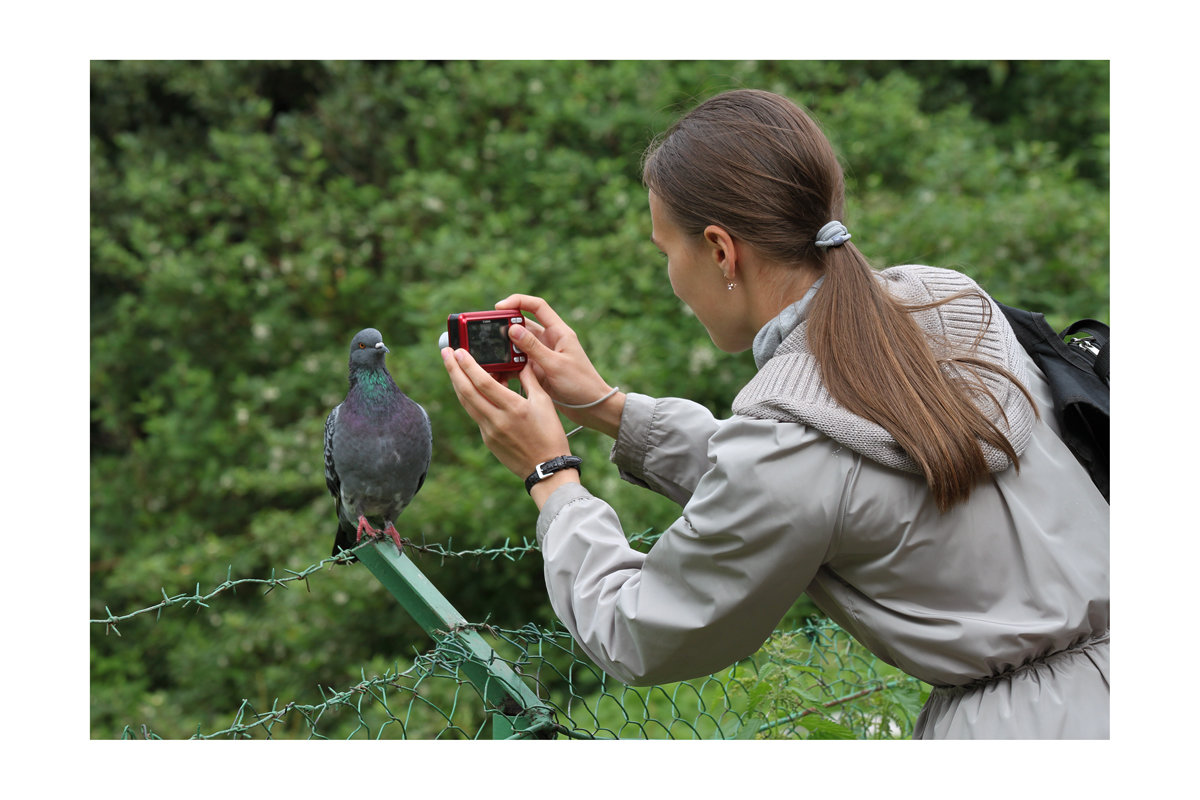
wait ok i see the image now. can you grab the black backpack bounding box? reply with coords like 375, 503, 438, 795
997, 304, 1109, 502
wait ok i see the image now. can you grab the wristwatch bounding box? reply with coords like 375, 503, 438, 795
524, 455, 583, 495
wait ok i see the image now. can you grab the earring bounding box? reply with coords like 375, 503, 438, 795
727, 282, 736, 291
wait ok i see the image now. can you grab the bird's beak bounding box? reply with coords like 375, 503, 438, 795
375, 342, 390, 353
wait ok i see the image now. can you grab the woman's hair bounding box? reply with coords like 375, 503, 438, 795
642, 89, 1032, 511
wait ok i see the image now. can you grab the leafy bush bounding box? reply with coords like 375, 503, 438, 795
90, 60, 1108, 738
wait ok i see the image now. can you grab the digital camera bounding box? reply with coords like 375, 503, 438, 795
440, 310, 528, 376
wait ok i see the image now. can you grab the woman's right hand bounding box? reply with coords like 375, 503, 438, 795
495, 294, 625, 438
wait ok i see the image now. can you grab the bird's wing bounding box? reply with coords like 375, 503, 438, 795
323, 403, 341, 498
415, 403, 432, 493
420, 403, 432, 448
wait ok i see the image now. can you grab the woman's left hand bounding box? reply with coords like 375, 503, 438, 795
441, 347, 572, 482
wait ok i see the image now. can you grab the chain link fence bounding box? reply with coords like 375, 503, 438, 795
94, 534, 927, 740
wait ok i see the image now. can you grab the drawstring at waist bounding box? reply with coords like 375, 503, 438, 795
935, 631, 1110, 694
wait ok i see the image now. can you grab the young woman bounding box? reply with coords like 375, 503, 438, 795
441, 89, 1109, 739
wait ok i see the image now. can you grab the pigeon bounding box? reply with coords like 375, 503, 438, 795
324, 328, 432, 560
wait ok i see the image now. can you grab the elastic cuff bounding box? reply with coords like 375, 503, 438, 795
609, 392, 657, 476
535, 481, 595, 545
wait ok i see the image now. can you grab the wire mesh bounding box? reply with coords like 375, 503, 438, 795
96, 534, 927, 740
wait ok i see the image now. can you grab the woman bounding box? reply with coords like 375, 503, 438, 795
441, 89, 1109, 739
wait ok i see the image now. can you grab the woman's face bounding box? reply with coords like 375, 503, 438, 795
649, 191, 747, 352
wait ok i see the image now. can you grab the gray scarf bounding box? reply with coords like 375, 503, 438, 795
734, 265, 1035, 475
751, 276, 825, 369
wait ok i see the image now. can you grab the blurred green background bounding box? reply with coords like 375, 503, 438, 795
89, 60, 1108, 738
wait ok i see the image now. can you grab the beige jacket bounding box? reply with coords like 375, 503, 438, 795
535, 266, 1109, 738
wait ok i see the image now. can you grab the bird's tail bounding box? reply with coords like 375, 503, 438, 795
332, 522, 359, 563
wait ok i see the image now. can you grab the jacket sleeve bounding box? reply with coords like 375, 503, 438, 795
537, 414, 849, 686
609, 392, 722, 506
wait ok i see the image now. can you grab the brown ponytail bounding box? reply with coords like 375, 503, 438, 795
643, 89, 1032, 510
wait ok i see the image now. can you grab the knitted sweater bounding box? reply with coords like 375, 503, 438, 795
732, 264, 1036, 475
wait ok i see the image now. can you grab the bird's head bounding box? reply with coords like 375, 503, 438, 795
348, 328, 390, 367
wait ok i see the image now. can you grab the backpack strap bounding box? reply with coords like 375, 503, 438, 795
1062, 318, 1110, 385
1062, 317, 1108, 341
997, 303, 1109, 502
1094, 341, 1110, 386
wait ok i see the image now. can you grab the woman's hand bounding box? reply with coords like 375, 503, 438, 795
441, 346, 575, 499
495, 294, 625, 438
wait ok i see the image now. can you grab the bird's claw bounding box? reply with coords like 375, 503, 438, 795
383, 523, 404, 554
354, 515, 380, 544
355, 516, 404, 554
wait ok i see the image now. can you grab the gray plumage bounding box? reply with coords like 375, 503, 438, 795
324, 328, 432, 559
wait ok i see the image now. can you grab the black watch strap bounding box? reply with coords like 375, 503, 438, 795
524, 455, 583, 494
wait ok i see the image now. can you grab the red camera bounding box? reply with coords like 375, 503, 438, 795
445, 310, 528, 376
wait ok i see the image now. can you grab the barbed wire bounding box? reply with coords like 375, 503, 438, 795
92, 551, 352, 636
90, 530, 662, 636
408, 527, 662, 564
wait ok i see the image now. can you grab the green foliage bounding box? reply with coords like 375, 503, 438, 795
743, 627, 930, 739
90, 60, 1108, 738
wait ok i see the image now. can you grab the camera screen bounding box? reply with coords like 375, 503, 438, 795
467, 318, 510, 365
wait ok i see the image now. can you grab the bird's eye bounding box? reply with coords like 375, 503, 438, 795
359, 343, 366, 349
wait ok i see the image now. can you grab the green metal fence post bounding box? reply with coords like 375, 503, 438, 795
354, 541, 555, 739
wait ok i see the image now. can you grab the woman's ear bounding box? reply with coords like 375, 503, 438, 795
703, 224, 738, 280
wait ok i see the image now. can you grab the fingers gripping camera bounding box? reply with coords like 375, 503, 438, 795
438, 311, 528, 378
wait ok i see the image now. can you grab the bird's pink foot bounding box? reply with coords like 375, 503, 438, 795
383, 523, 404, 553
355, 515, 381, 544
